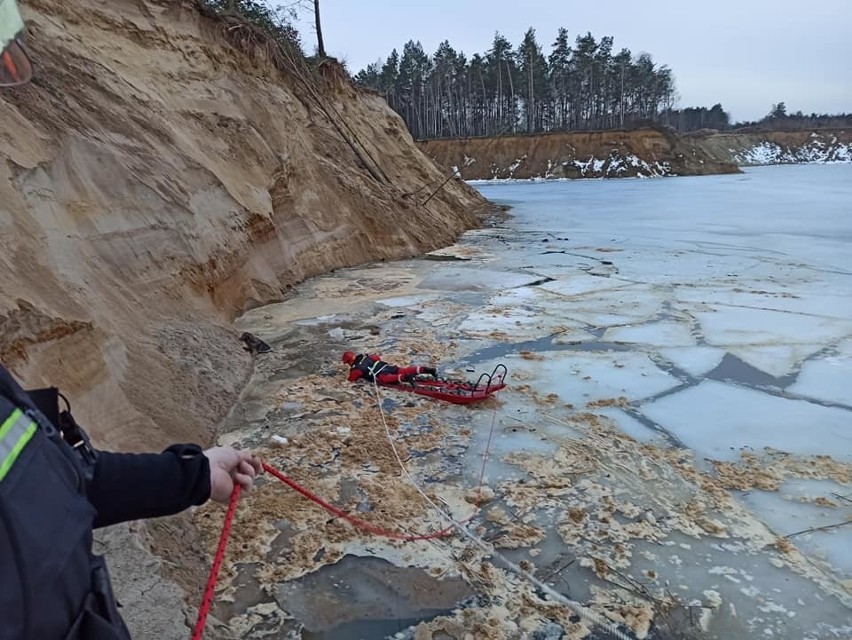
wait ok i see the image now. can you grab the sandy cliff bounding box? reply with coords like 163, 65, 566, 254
0, 0, 487, 451
420, 128, 851, 181
419, 127, 740, 180
687, 129, 852, 165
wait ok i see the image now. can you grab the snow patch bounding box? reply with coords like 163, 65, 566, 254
734, 134, 852, 166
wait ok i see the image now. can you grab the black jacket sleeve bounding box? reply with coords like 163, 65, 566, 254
87, 444, 212, 528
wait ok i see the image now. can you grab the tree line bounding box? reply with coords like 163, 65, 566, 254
194, 4, 852, 139
354, 29, 852, 140
355, 28, 729, 138
660, 103, 852, 134
732, 102, 852, 132
354, 29, 695, 139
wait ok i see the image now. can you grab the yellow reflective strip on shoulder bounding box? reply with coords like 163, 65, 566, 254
0, 410, 36, 481
0, 422, 35, 480
0, 407, 23, 440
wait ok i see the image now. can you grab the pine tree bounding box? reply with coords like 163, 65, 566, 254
573, 33, 597, 127
517, 28, 549, 133
487, 32, 517, 134
769, 102, 787, 119
432, 41, 459, 137
397, 41, 431, 139
612, 48, 631, 128
379, 49, 399, 110
548, 28, 572, 130
353, 62, 380, 89
469, 53, 488, 135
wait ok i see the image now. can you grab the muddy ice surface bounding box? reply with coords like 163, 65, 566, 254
197, 166, 851, 639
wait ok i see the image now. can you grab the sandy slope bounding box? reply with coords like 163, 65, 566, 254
0, 0, 487, 451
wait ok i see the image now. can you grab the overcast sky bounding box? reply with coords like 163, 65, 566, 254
292, 0, 852, 122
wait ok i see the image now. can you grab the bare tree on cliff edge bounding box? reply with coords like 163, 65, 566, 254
313, 0, 325, 57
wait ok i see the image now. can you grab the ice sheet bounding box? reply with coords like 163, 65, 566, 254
417, 268, 544, 292
595, 407, 667, 444
694, 306, 852, 348
739, 480, 852, 577
505, 350, 680, 404
658, 346, 727, 377
376, 294, 441, 308
641, 381, 852, 462
535, 273, 634, 297
788, 354, 852, 407
542, 284, 666, 327
604, 321, 697, 347
456, 286, 592, 341
675, 287, 852, 320
727, 344, 828, 378
690, 305, 852, 376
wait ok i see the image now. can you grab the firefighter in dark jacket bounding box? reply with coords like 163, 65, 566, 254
342, 351, 438, 384
0, 5, 261, 638
0, 362, 262, 639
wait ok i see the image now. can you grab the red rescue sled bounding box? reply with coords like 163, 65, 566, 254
382, 364, 508, 405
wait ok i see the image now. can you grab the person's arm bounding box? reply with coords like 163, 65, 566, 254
87, 445, 261, 528
87, 445, 211, 528
348, 368, 363, 382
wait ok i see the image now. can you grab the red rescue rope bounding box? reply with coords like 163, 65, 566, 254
191, 484, 241, 640
191, 463, 470, 638
261, 462, 461, 541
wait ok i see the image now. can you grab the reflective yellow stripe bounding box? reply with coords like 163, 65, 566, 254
0, 409, 37, 481
0, 408, 23, 440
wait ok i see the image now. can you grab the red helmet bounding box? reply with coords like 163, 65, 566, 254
342, 351, 356, 365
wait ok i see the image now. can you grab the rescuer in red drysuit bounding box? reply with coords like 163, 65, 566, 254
342, 351, 438, 385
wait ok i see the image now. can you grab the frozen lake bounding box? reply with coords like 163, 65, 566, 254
469, 165, 852, 636
223, 164, 852, 640
473, 164, 852, 460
